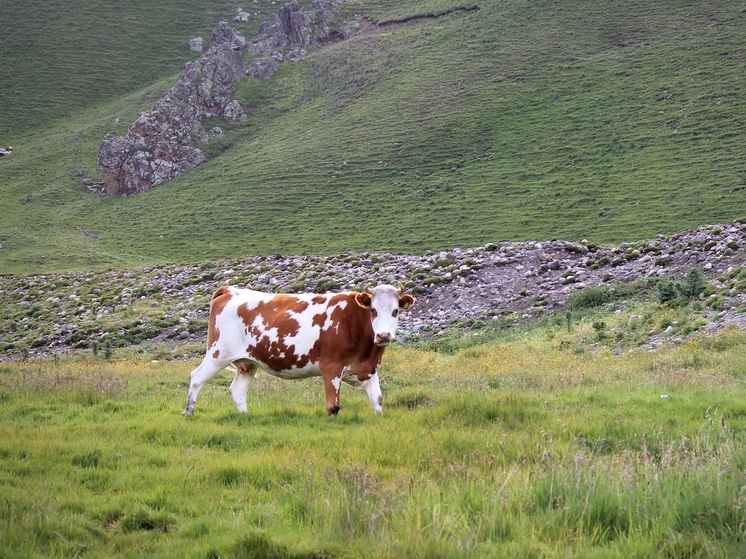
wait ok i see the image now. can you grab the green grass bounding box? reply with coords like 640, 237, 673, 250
2, 0, 746, 274
3, 325, 746, 557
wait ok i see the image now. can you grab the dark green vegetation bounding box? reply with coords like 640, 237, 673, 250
1, 0, 746, 273
3, 321, 746, 558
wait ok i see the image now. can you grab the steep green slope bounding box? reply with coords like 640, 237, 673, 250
0, 0, 279, 136
1, 0, 746, 274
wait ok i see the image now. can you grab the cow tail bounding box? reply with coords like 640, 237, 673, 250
209, 285, 231, 311
212, 285, 230, 301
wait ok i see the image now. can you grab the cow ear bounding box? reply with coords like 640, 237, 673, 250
355, 291, 372, 308
399, 294, 415, 310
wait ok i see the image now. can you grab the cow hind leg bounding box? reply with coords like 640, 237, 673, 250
229, 362, 256, 414
183, 357, 229, 416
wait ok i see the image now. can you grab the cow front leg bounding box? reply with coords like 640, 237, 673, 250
364, 369, 383, 415
229, 364, 256, 414
183, 357, 228, 416
322, 370, 342, 416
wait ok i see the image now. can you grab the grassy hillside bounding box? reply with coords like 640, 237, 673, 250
1, 0, 746, 273
0, 0, 282, 137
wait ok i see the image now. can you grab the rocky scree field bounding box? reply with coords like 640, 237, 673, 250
3, 222, 746, 360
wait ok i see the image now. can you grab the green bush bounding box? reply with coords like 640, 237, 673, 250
680, 268, 707, 299
657, 268, 710, 304
657, 279, 681, 303
567, 287, 611, 310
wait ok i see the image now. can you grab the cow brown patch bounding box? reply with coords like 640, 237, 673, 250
247, 337, 311, 371
237, 297, 305, 339
236, 301, 258, 331
212, 349, 220, 359
312, 295, 327, 304
312, 312, 327, 328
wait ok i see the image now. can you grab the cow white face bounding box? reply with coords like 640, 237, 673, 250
355, 285, 415, 346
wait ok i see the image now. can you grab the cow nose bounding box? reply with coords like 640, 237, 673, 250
375, 332, 392, 346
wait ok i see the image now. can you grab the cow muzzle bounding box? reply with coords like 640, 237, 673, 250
375, 332, 392, 347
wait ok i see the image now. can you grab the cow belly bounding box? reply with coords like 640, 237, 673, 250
234, 355, 321, 380
262, 365, 322, 380
340, 372, 364, 388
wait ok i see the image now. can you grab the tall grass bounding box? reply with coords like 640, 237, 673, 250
2, 325, 746, 557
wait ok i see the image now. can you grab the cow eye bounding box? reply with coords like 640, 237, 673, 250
371, 308, 378, 318
392, 309, 399, 317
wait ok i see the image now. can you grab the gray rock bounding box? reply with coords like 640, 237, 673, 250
247, 57, 279, 79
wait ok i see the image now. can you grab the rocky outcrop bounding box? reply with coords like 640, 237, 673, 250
98, 1, 349, 196
246, 0, 347, 79
99, 23, 247, 196
249, 0, 343, 53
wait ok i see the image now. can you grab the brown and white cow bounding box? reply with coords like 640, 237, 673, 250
182, 284, 415, 416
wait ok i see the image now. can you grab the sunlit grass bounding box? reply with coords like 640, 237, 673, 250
2, 326, 746, 557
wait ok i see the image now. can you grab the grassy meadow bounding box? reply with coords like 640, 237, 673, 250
2, 0, 746, 273
3, 321, 746, 558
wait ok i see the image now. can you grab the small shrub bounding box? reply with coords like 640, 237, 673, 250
680, 268, 707, 299
389, 389, 434, 409
707, 296, 724, 311
230, 530, 300, 559
315, 278, 341, 292
657, 279, 681, 303
567, 286, 611, 310
72, 449, 102, 469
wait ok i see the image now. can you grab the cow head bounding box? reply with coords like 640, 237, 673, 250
355, 284, 415, 347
